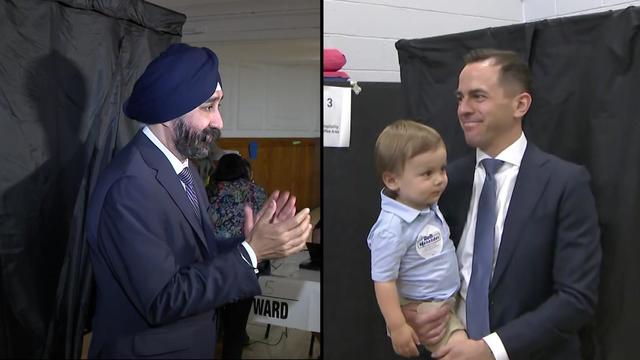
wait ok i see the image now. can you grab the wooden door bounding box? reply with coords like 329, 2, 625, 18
215, 138, 320, 211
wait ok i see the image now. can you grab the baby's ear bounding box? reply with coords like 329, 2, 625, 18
382, 171, 400, 191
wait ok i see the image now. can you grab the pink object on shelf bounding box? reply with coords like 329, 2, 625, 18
324, 48, 349, 79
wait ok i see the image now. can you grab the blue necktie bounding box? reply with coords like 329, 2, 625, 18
178, 167, 201, 222
466, 158, 504, 339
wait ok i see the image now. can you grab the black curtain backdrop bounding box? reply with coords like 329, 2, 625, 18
0, 0, 184, 357
324, 82, 409, 360
325, 6, 639, 360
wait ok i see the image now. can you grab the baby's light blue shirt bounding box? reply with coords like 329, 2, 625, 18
367, 190, 460, 301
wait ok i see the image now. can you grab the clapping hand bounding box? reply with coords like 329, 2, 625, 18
243, 190, 312, 261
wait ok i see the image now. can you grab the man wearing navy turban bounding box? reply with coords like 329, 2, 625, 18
85, 43, 312, 358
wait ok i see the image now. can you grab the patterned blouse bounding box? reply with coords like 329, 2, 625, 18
207, 178, 267, 239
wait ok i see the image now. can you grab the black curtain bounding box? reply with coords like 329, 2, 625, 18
396, 7, 640, 360
0, 0, 185, 357
324, 6, 640, 360
324, 82, 409, 360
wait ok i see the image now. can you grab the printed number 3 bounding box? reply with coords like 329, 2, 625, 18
327, 97, 333, 108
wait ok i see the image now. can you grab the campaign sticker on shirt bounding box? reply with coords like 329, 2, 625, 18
415, 224, 443, 259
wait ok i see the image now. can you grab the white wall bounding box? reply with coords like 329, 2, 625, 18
324, 0, 522, 83
324, 0, 639, 83
524, 0, 640, 21
184, 39, 320, 138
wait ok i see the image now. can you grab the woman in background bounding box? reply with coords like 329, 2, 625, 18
207, 153, 268, 359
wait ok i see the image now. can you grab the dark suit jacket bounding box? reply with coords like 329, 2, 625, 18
439, 142, 601, 360
85, 130, 261, 358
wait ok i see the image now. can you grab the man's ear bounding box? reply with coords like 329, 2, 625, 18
514, 91, 532, 118
382, 171, 400, 191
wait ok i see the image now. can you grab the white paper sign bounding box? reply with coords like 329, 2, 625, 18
249, 275, 320, 332
323, 85, 351, 147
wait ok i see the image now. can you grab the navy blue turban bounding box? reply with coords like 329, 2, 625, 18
123, 43, 222, 124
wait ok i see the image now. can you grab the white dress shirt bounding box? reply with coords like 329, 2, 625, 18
456, 132, 527, 360
142, 126, 258, 269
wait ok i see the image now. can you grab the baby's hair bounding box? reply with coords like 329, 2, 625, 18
375, 119, 444, 178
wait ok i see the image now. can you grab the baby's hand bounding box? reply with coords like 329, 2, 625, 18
389, 323, 420, 358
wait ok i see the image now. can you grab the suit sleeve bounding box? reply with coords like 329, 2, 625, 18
496, 166, 602, 357
213, 234, 245, 254
96, 176, 261, 326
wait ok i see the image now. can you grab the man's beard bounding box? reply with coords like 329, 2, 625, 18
173, 117, 221, 160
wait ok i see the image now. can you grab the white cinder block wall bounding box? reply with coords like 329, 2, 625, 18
324, 0, 640, 83
525, 0, 640, 20
323, 0, 522, 83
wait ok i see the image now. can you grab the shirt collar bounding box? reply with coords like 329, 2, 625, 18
142, 126, 189, 175
380, 189, 440, 223
475, 131, 527, 168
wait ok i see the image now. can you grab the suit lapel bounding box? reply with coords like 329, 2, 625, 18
134, 131, 210, 255
441, 153, 475, 247
191, 165, 219, 256
490, 143, 551, 291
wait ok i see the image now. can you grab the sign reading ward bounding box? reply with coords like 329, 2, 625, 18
249, 274, 320, 332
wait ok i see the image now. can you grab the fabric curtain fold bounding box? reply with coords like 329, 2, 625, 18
0, 0, 185, 357
396, 7, 640, 359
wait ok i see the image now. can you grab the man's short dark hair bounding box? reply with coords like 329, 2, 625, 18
464, 48, 532, 93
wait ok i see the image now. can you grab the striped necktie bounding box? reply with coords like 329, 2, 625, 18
178, 167, 201, 221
